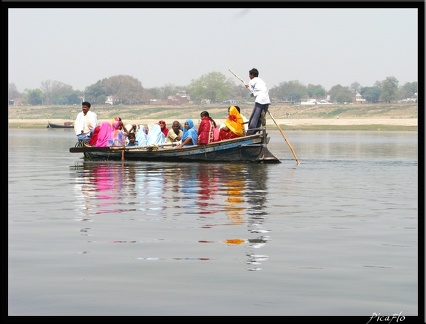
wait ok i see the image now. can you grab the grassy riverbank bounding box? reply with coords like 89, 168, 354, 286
8, 102, 418, 131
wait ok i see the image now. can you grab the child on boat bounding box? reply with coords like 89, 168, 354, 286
127, 133, 138, 146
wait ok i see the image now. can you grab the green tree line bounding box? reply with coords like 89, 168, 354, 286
8, 72, 417, 106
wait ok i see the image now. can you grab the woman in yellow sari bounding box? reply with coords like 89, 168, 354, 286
218, 106, 245, 140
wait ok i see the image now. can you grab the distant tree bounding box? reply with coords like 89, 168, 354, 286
398, 81, 417, 100
350, 82, 361, 94
360, 86, 381, 103
11, 71, 419, 105
52, 82, 76, 104
161, 83, 180, 98
65, 92, 82, 105
229, 83, 252, 102
96, 94, 107, 105
8, 83, 21, 101
270, 80, 307, 103
380, 76, 399, 103
145, 84, 187, 100
39, 80, 81, 105
24, 89, 43, 105
102, 75, 144, 104
374, 80, 382, 88
84, 75, 144, 104
270, 82, 286, 102
328, 84, 353, 103
187, 72, 233, 103
84, 81, 105, 104
307, 84, 326, 99
40, 80, 53, 104
144, 87, 163, 99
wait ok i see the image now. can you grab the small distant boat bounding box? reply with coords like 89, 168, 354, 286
69, 128, 281, 163
47, 121, 74, 129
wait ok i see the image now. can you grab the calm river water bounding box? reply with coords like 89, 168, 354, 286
8, 128, 419, 317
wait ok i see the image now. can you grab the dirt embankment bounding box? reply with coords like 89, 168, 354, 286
8, 103, 418, 130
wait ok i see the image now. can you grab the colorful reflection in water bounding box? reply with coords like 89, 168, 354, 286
72, 161, 271, 271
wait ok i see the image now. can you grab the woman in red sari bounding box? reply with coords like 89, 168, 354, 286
158, 120, 169, 137
197, 111, 217, 145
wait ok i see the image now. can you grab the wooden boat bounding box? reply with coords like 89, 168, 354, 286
69, 128, 281, 163
47, 121, 74, 128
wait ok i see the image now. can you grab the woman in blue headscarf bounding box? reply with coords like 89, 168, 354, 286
176, 119, 197, 148
135, 124, 148, 146
146, 124, 166, 145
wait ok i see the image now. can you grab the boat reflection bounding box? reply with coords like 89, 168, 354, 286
222, 164, 271, 271
72, 161, 272, 271
73, 161, 138, 218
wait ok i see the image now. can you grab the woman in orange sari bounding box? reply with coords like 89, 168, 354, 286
218, 106, 245, 140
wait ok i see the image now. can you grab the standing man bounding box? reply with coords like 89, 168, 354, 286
74, 101, 98, 141
245, 68, 270, 135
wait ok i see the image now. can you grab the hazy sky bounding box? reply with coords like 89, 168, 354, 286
8, 7, 419, 92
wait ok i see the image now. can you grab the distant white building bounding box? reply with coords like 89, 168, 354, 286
105, 96, 116, 105
300, 99, 332, 105
300, 99, 318, 105
355, 93, 366, 103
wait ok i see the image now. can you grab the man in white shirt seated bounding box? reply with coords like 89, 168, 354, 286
74, 101, 98, 141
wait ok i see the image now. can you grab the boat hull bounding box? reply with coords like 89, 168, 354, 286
69, 130, 281, 163
47, 122, 74, 129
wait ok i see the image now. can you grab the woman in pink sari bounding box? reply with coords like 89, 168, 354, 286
95, 120, 126, 147
95, 121, 114, 147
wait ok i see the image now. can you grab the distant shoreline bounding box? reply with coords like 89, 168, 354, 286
8, 103, 418, 131
8, 118, 418, 131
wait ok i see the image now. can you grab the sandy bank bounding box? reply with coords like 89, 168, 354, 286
8, 118, 418, 129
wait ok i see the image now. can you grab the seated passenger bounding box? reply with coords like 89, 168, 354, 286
135, 124, 148, 146
95, 120, 126, 147
166, 120, 184, 143
197, 111, 217, 145
219, 106, 247, 132
146, 124, 166, 145
110, 120, 126, 146
126, 132, 138, 146
88, 125, 101, 146
95, 121, 113, 147
159, 120, 169, 137
175, 119, 198, 149
219, 106, 245, 141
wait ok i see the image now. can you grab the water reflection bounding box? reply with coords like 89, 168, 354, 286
242, 164, 271, 271
71, 161, 272, 270
178, 164, 221, 215
73, 162, 138, 218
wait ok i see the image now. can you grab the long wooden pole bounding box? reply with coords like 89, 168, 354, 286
228, 68, 300, 165
267, 111, 300, 165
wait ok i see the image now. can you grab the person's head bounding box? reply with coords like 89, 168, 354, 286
229, 106, 241, 117
81, 101, 91, 115
200, 111, 210, 119
112, 120, 123, 130
200, 111, 216, 127
172, 120, 181, 131
228, 105, 241, 114
159, 120, 166, 129
249, 68, 259, 79
128, 133, 136, 142
184, 119, 194, 129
